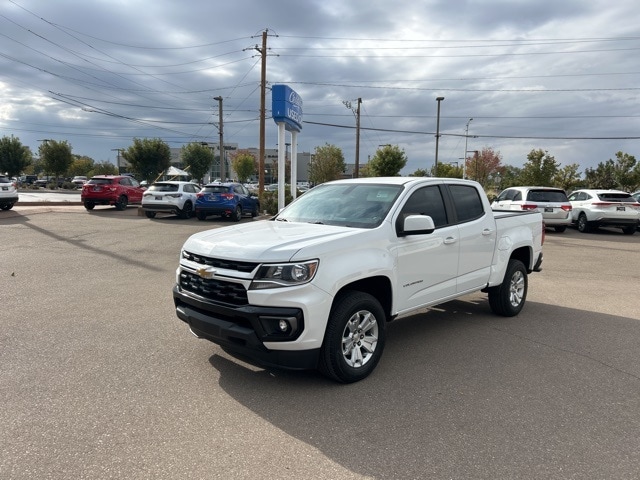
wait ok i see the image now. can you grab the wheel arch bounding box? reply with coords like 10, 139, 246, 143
333, 276, 393, 322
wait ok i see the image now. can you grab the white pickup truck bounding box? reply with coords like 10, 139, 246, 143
173, 177, 544, 383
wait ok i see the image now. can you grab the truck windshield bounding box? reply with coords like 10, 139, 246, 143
275, 183, 402, 228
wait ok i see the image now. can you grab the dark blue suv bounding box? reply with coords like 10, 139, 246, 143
195, 182, 260, 221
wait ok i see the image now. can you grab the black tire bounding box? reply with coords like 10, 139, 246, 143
115, 195, 128, 211
1, 203, 13, 210
251, 202, 260, 218
179, 201, 193, 219
488, 259, 528, 317
145, 210, 156, 219
622, 225, 636, 235
84, 201, 95, 211
196, 211, 207, 221
554, 226, 566, 233
577, 213, 591, 233
231, 205, 242, 222
319, 291, 386, 383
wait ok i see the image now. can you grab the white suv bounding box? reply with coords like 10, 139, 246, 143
567, 189, 640, 235
0, 176, 19, 210
492, 186, 572, 232
142, 181, 201, 219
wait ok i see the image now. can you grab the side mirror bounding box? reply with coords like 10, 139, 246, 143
397, 214, 436, 237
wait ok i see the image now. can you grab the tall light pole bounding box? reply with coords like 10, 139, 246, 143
434, 96, 445, 174
463, 118, 473, 179
214, 96, 224, 181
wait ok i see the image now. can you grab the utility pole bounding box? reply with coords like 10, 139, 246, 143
434, 96, 444, 174
111, 148, 124, 173
463, 118, 473, 179
343, 98, 362, 178
355, 97, 361, 178
256, 30, 267, 194
214, 96, 224, 181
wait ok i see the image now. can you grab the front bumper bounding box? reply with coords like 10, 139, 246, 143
173, 285, 320, 370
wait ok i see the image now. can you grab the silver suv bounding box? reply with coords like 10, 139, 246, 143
492, 186, 572, 232
0, 176, 19, 210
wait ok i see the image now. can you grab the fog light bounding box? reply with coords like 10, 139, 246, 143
278, 319, 289, 332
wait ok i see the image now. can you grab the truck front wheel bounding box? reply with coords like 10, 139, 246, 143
319, 291, 386, 383
488, 259, 527, 317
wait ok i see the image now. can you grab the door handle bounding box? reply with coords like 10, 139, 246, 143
444, 237, 457, 244
482, 229, 493, 236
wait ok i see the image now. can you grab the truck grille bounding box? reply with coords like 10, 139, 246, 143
182, 251, 258, 273
179, 271, 248, 306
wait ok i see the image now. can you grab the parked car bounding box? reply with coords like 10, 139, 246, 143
71, 176, 87, 188
0, 176, 19, 210
195, 182, 260, 221
81, 175, 145, 211
491, 186, 572, 232
142, 181, 200, 219
567, 189, 640, 234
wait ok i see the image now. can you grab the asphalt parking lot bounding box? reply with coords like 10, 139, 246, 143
2, 204, 640, 479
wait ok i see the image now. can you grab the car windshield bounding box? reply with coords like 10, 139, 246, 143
202, 186, 230, 193
274, 183, 402, 228
527, 190, 568, 202
597, 193, 635, 202
149, 183, 179, 192
87, 178, 113, 185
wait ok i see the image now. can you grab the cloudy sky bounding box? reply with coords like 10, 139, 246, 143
1, 0, 639, 175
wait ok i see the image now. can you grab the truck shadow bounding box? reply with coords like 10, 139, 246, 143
209, 298, 640, 478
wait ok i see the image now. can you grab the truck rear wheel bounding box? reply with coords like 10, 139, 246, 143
488, 259, 527, 317
319, 291, 386, 383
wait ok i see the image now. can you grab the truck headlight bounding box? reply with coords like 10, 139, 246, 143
249, 260, 319, 290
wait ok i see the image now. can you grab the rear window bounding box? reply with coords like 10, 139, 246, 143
0, 177, 11, 184
148, 183, 179, 192
597, 193, 634, 202
527, 189, 568, 202
88, 178, 113, 185
202, 186, 230, 193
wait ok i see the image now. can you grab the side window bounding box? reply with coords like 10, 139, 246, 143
399, 185, 448, 228
449, 185, 485, 223
120, 177, 131, 186
496, 189, 511, 202
512, 191, 522, 201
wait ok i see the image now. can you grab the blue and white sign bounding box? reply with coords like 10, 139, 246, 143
272, 84, 303, 132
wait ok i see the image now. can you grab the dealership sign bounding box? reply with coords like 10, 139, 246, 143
272, 84, 303, 132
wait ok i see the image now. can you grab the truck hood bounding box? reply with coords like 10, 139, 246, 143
184, 220, 364, 262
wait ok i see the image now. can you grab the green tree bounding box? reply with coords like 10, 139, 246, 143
552, 163, 582, 192
39, 140, 73, 184
409, 168, 429, 177
519, 149, 559, 186
611, 151, 638, 192
68, 155, 95, 177
433, 162, 463, 178
309, 143, 346, 185
497, 165, 522, 189
464, 147, 504, 188
368, 144, 407, 177
230, 149, 257, 183
91, 161, 118, 176
122, 138, 171, 183
0, 135, 32, 177
182, 143, 214, 183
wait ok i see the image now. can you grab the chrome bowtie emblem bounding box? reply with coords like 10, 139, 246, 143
196, 267, 216, 279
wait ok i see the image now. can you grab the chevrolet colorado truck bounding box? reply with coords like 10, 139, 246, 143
173, 177, 544, 383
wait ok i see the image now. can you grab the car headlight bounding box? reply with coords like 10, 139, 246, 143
250, 260, 319, 290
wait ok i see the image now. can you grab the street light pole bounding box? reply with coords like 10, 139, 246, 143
463, 118, 473, 179
434, 97, 445, 174
214, 96, 224, 181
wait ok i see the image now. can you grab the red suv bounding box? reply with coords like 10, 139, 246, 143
81, 175, 145, 211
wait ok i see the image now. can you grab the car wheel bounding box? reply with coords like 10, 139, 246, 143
554, 226, 566, 233
115, 195, 128, 211
196, 211, 207, 221
488, 259, 528, 317
622, 225, 636, 235
1, 203, 13, 210
319, 291, 386, 383
251, 202, 260, 218
231, 205, 242, 222
179, 201, 193, 219
84, 201, 95, 211
145, 210, 156, 219
577, 213, 591, 233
